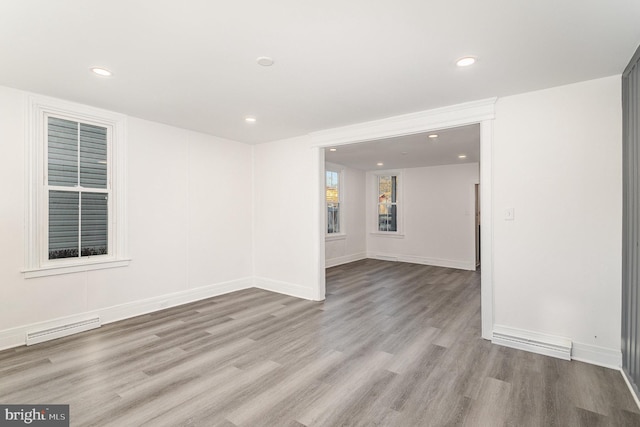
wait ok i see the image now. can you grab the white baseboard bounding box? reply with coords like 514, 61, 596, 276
621, 368, 640, 410
492, 325, 572, 361
368, 254, 399, 262
254, 277, 319, 301
0, 277, 253, 351
1, 275, 324, 351
100, 277, 253, 325
572, 341, 622, 369
325, 253, 367, 268
367, 252, 476, 271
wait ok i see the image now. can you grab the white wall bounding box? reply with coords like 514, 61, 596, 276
252, 136, 323, 300
492, 75, 622, 364
253, 75, 623, 367
0, 86, 253, 348
0, 74, 625, 367
324, 163, 367, 267
366, 163, 479, 270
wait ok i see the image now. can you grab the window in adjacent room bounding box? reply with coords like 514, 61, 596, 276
377, 174, 398, 232
326, 168, 342, 235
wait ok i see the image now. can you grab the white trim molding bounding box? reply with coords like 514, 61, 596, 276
325, 234, 347, 242
367, 253, 476, 271
254, 277, 319, 301
325, 253, 367, 268
314, 146, 327, 300
102, 277, 254, 324
22, 259, 131, 279
492, 325, 572, 361
621, 369, 640, 410
369, 232, 405, 239
479, 119, 494, 340
0, 277, 253, 351
310, 98, 497, 147
572, 342, 622, 369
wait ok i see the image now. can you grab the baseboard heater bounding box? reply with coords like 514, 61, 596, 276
492, 329, 572, 361
26, 316, 101, 346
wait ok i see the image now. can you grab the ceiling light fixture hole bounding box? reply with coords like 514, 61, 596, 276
256, 56, 274, 67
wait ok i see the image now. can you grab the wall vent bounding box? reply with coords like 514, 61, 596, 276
26, 317, 101, 346
492, 329, 572, 361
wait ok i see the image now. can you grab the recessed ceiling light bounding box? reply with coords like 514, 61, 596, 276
428, 134, 438, 139
245, 116, 257, 123
256, 56, 274, 67
377, 162, 384, 166
456, 57, 476, 67
401, 151, 408, 155
90, 67, 112, 77
329, 148, 337, 152
458, 154, 467, 159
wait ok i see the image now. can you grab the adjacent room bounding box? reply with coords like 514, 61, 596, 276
1, 1, 640, 425
323, 125, 481, 272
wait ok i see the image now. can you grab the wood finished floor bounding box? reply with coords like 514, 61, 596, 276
1, 259, 639, 426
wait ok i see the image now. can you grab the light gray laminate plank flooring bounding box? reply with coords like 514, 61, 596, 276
1, 259, 639, 426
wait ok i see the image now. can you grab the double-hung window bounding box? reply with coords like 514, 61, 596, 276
377, 174, 400, 233
325, 167, 343, 235
47, 117, 109, 259
25, 96, 128, 277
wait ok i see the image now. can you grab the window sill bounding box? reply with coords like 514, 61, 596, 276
325, 234, 347, 242
370, 232, 405, 239
23, 259, 131, 279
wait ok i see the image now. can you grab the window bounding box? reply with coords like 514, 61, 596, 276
377, 174, 398, 232
326, 168, 342, 234
47, 117, 109, 259
25, 96, 128, 277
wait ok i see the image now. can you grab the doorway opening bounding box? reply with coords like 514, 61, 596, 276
323, 124, 480, 272
311, 99, 495, 339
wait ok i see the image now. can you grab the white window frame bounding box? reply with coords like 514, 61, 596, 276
325, 163, 346, 241
371, 169, 404, 238
24, 95, 129, 278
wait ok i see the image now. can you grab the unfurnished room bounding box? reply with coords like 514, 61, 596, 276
1, 1, 640, 426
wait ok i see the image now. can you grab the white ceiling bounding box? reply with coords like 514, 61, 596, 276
325, 124, 480, 171
1, 1, 639, 145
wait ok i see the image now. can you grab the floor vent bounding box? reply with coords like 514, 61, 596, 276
492, 329, 572, 361
26, 317, 101, 346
